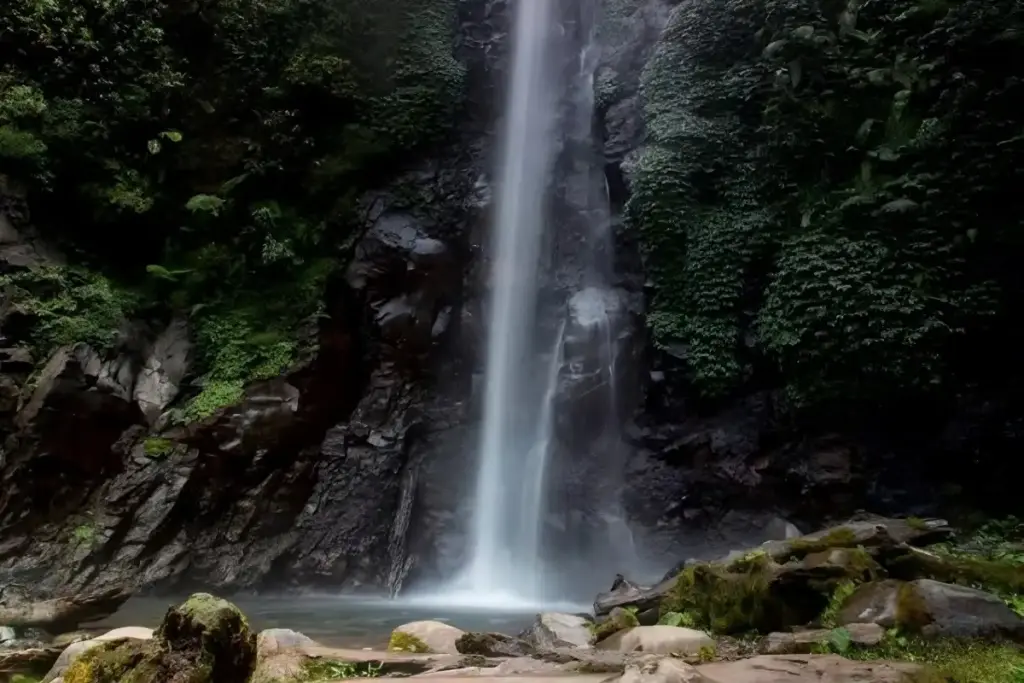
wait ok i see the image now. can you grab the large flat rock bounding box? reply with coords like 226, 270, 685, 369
696, 655, 922, 683
340, 677, 612, 683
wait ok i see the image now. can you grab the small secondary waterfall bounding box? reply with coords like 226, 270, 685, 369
462, 0, 559, 601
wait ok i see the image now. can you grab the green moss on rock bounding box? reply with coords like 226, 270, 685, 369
593, 607, 640, 641
889, 549, 1024, 597
662, 554, 779, 634
895, 582, 935, 633
387, 630, 430, 653
157, 592, 255, 681
65, 594, 255, 683
785, 528, 860, 559
63, 640, 161, 683
142, 437, 176, 458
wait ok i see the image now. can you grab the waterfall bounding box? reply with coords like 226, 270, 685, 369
444, 0, 632, 605
462, 0, 559, 602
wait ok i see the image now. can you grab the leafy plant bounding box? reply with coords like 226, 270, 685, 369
302, 659, 381, 680
827, 627, 852, 654
659, 611, 698, 628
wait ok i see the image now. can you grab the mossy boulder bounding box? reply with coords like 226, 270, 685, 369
837, 579, 1024, 642
662, 541, 891, 634
592, 607, 640, 642
62, 593, 255, 683
388, 621, 465, 654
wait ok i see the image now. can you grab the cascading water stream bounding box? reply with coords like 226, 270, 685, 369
514, 321, 566, 597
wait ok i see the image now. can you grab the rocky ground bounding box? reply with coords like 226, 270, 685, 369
0, 516, 1020, 683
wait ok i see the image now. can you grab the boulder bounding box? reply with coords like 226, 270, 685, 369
59, 593, 255, 683
522, 613, 594, 650
389, 621, 465, 655
250, 628, 318, 683
839, 579, 1024, 641
0, 587, 133, 633
596, 626, 714, 656
594, 607, 641, 642
43, 627, 154, 683
696, 654, 923, 683
256, 628, 317, 656
454, 632, 533, 657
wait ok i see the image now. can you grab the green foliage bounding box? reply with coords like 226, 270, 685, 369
808, 626, 853, 655
697, 644, 717, 662
784, 527, 859, 559
302, 659, 381, 680
658, 611, 699, 628
172, 255, 335, 422
142, 437, 175, 459
820, 580, 857, 628
0, 0, 463, 400
631, 0, 1024, 408
387, 631, 430, 654
932, 517, 1024, 566
0, 266, 137, 356
72, 523, 97, 546
848, 633, 1024, 683
663, 554, 777, 634
904, 518, 1024, 613
592, 608, 640, 641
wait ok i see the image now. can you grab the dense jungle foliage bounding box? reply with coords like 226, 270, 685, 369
0, 0, 463, 418
630, 0, 1024, 415
2, 0, 1022, 422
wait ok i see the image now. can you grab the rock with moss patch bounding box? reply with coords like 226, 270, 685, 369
596, 517, 964, 635
389, 621, 464, 654
60, 593, 255, 683
594, 608, 641, 642
758, 623, 884, 654
43, 628, 153, 682
837, 579, 1024, 642
454, 632, 533, 657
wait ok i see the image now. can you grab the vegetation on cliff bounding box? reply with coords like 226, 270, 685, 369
0, 0, 464, 417
631, 0, 1023, 414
